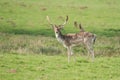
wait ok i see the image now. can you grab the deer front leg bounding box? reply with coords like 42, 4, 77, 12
67, 47, 71, 63
69, 47, 76, 62
69, 46, 73, 55
67, 46, 76, 63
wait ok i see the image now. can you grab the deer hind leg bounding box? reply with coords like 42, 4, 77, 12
89, 46, 94, 62
85, 42, 94, 61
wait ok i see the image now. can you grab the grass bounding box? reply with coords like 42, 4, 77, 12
0, 0, 120, 36
0, 0, 120, 79
0, 33, 120, 56
0, 53, 120, 80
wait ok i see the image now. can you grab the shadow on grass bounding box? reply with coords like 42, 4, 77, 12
1, 27, 120, 37
0, 28, 55, 37
103, 28, 120, 37
92, 28, 120, 37
77, 59, 89, 63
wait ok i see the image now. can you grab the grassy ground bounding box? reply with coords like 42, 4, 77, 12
0, 0, 120, 36
0, 0, 120, 80
0, 54, 120, 80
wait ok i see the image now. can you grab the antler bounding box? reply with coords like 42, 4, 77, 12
74, 21, 84, 32
74, 21, 78, 28
61, 16, 68, 26
46, 16, 53, 25
79, 24, 84, 32
47, 16, 68, 28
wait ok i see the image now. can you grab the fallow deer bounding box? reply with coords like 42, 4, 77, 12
46, 16, 96, 63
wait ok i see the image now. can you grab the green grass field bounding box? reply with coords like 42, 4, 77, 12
0, 54, 120, 80
0, 0, 120, 80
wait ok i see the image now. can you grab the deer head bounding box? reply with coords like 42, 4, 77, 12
46, 16, 68, 34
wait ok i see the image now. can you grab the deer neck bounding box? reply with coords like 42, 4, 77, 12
55, 31, 64, 43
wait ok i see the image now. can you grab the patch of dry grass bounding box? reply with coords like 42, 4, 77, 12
0, 32, 120, 56
0, 32, 64, 55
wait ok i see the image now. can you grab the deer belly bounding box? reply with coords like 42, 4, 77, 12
70, 38, 83, 45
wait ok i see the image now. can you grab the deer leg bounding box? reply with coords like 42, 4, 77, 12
69, 46, 73, 55
67, 47, 71, 63
87, 49, 90, 59
84, 43, 90, 59
86, 45, 90, 59
90, 47, 94, 62
85, 43, 94, 61
88, 42, 95, 61
69, 47, 76, 62
88, 47, 94, 61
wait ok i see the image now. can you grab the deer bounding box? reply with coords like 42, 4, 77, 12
46, 16, 96, 63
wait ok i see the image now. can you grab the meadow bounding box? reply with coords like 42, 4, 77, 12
0, 0, 120, 80
0, 54, 120, 80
